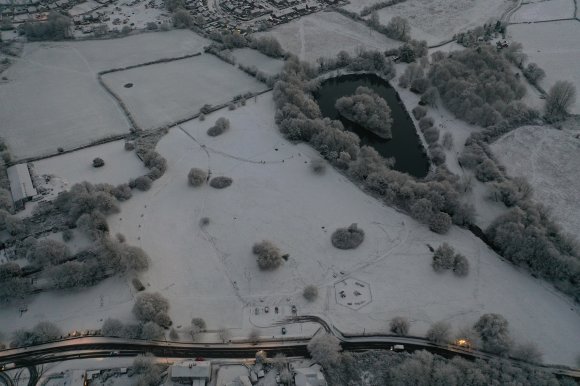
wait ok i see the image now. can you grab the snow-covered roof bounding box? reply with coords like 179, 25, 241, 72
7, 163, 37, 203
294, 366, 327, 386
170, 360, 211, 380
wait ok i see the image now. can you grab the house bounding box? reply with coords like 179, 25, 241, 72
7, 163, 37, 210
294, 365, 327, 386
170, 360, 211, 386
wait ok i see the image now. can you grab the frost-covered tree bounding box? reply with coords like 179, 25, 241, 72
303, 285, 319, 301
102, 318, 125, 337
426, 321, 451, 344
307, 334, 342, 367
432, 243, 455, 272
253, 240, 284, 270
132, 293, 170, 323
172, 8, 193, 28
188, 168, 207, 187
474, 313, 512, 355
331, 223, 365, 249
522, 63, 545, 85
512, 341, 543, 364
141, 322, 164, 340
386, 16, 410, 41
429, 211, 452, 234
207, 117, 230, 137
335, 86, 392, 139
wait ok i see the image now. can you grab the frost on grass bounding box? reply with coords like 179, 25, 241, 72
209, 176, 233, 189
335, 86, 392, 139
252, 240, 284, 270
331, 223, 365, 249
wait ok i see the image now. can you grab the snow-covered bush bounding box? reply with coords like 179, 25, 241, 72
303, 285, 318, 301
426, 321, 451, 344
253, 240, 284, 270
428, 211, 452, 234
389, 316, 410, 336
188, 168, 207, 187
331, 223, 365, 249
207, 117, 230, 137
209, 176, 233, 189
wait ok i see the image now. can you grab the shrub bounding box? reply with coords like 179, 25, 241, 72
199, 217, 210, 227
432, 243, 455, 272
310, 159, 326, 174
132, 292, 170, 322
429, 145, 446, 166
253, 240, 284, 270
410, 77, 430, 94
12, 321, 61, 347
429, 211, 452, 234
209, 176, 233, 189
76, 211, 109, 240
303, 285, 319, 301
441, 132, 453, 150
199, 113, 206, 121
389, 317, 410, 336
132, 278, 145, 291
112, 183, 132, 201
412, 105, 427, 120
188, 168, 207, 187
423, 127, 440, 144
133, 176, 152, 191
453, 254, 469, 277
426, 321, 451, 344
331, 223, 365, 249
191, 317, 206, 336
207, 117, 230, 137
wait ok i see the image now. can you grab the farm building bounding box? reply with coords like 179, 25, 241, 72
170, 360, 212, 386
7, 163, 37, 210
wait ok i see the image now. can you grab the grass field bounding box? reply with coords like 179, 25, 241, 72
257, 11, 400, 63
101, 54, 267, 130
231, 48, 285, 77
512, 0, 574, 23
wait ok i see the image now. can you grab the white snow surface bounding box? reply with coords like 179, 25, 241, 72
0, 30, 209, 161
372, 0, 513, 45
256, 11, 400, 63
491, 125, 580, 240
511, 0, 574, 22
31, 140, 148, 200
508, 20, 580, 114
98, 93, 580, 366
1, 92, 579, 365
101, 54, 267, 130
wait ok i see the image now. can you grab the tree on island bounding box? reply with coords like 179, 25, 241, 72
335, 86, 393, 139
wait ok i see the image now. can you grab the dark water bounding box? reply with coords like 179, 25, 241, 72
314, 73, 430, 178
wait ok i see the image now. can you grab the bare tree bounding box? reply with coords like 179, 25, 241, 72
544, 80, 576, 119
218, 327, 230, 343
390, 316, 410, 336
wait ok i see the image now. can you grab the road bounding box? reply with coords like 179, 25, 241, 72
1, 324, 579, 382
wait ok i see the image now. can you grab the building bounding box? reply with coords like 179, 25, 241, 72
7, 163, 37, 210
170, 360, 211, 386
294, 365, 327, 386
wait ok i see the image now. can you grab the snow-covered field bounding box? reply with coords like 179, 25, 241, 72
231, 48, 285, 77
69, 0, 103, 16
491, 125, 580, 239
257, 11, 400, 63
31, 140, 148, 200
373, 0, 513, 45
508, 21, 580, 114
1, 93, 579, 365
511, 0, 574, 23
101, 54, 266, 130
0, 30, 209, 160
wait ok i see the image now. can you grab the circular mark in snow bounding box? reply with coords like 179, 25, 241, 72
124, 83, 134, 88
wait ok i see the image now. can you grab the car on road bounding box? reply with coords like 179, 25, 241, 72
291, 305, 297, 314
265, 306, 269, 313
281, 327, 287, 335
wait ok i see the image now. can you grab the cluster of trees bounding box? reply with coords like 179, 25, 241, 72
21, 12, 71, 41
322, 348, 562, 386
11, 321, 61, 347
237, 63, 277, 86
331, 223, 365, 249
431, 243, 469, 277
253, 240, 285, 270
131, 354, 164, 386
249, 36, 284, 58
456, 21, 505, 48
0, 262, 32, 305
316, 49, 396, 79
428, 46, 532, 128
334, 8, 411, 42
101, 318, 164, 340
544, 80, 576, 121
273, 55, 473, 235
486, 203, 580, 301
416, 114, 446, 167
335, 86, 393, 139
